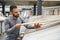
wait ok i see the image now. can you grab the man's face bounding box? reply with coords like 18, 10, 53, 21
12, 8, 19, 17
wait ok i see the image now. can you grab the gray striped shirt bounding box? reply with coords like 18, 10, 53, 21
4, 15, 34, 40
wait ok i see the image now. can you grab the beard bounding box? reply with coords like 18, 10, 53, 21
13, 14, 19, 18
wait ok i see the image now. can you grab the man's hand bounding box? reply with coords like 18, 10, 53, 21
34, 23, 42, 28
14, 24, 21, 28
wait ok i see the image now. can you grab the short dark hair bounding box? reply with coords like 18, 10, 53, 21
10, 5, 17, 12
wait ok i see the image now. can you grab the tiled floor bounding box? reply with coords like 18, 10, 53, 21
0, 22, 6, 40
0, 34, 6, 40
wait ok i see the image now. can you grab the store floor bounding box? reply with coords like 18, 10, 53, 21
0, 34, 6, 40
0, 22, 6, 40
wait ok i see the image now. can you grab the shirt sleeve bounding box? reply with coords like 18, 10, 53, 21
20, 16, 34, 29
24, 24, 34, 29
4, 19, 16, 34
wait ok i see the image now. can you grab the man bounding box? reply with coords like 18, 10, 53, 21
4, 5, 41, 40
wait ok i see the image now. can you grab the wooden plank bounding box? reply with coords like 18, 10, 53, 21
49, 9, 54, 15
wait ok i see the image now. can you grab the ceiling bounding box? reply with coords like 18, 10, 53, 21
0, 0, 37, 5
0, 0, 60, 6
42, 1, 60, 7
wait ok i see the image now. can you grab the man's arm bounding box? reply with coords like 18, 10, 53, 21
24, 24, 34, 29
4, 19, 16, 34
20, 16, 35, 29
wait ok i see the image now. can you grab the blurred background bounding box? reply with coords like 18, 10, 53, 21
0, 0, 60, 40
0, 0, 60, 17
